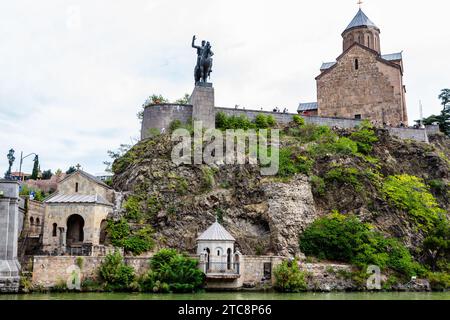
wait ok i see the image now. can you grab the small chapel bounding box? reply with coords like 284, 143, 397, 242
41, 170, 114, 255
299, 7, 408, 126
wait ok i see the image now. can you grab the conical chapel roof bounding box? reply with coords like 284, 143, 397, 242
197, 221, 236, 241
344, 9, 379, 33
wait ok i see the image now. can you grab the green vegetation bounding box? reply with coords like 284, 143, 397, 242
31, 155, 39, 180
418, 89, 450, 136
299, 213, 424, 277
19, 184, 47, 202
106, 219, 154, 255
382, 175, 445, 231
201, 166, 215, 190
292, 115, 305, 126
273, 259, 307, 292
349, 121, 379, 154
215, 112, 277, 131
98, 251, 136, 291
41, 169, 53, 180
175, 93, 190, 105
310, 175, 325, 196
140, 249, 205, 293
287, 123, 332, 144
324, 166, 362, 191
427, 272, 450, 291
308, 136, 359, 158
277, 148, 314, 177
123, 195, 142, 220
169, 119, 183, 132
422, 216, 450, 272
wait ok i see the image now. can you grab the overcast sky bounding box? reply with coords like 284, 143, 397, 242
1, 0, 449, 175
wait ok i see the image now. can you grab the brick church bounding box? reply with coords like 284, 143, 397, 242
299, 9, 408, 126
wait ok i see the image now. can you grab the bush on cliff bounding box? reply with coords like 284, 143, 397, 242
382, 174, 445, 232
99, 251, 136, 291
107, 219, 154, 255
299, 213, 423, 277
273, 259, 307, 292
349, 120, 379, 154
277, 148, 314, 177
140, 249, 205, 293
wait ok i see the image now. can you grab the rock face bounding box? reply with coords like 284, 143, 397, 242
111, 135, 319, 257
262, 176, 317, 256
111, 129, 450, 259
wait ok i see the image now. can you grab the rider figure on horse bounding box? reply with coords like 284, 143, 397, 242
192, 35, 214, 83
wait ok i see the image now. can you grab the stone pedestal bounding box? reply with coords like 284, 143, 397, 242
0, 180, 21, 293
190, 83, 215, 129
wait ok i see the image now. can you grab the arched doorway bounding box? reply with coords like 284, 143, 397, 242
99, 220, 108, 245
66, 214, 85, 247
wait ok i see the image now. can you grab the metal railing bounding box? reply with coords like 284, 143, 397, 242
200, 262, 240, 275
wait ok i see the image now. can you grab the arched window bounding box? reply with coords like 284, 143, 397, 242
52, 223, 58, 237
367, 35, 371, 48
75, 182, 79, 193
30, 217, 34, 225
36, 218, 40, 225
355, 59, 359, 70
358, 33, 363, 44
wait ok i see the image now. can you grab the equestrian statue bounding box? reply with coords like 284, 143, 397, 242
192, 35, 214, 84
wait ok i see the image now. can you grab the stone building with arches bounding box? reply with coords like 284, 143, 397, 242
196, 220, 283, 289
303, 9, 409, 126
41, 170, 114, 255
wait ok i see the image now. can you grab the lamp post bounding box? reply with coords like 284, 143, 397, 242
18, 152, 38, 181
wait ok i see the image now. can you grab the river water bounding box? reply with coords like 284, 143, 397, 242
0, 292, 449, 300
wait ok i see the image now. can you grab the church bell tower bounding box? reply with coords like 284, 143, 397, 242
342, 8, 381, 54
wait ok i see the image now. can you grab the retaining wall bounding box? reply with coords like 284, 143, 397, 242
141, 105, 438, 143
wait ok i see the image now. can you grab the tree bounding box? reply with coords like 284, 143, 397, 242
103, 144, 132, 173
66, 166, 77, 174
137, 94, 169, 121
438, 89, 450, 107
31, 155, 39, 180
41, 169, 53, 180
175, 93, 190, 105
438, 89, 450, 136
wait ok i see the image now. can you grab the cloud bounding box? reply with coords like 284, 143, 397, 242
1, 0, 449, 174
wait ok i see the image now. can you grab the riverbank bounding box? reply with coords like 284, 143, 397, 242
1, 292, 449, 300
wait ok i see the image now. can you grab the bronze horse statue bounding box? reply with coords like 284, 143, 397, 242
192, 35, 214, 83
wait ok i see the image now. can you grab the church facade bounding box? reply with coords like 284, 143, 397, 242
300, 9, 408, 126
42, 170, 114, 255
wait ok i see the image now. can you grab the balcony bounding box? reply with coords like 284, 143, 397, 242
199, 262, 240, 280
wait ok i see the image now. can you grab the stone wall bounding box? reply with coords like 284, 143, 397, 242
141, 104, 193, 140
25, 199, 45, 237
141, 104, 434, 144
300, 262, 357, 292
58, 172, 113, 203
0, 180, 21, 293
32, 255, 152, 288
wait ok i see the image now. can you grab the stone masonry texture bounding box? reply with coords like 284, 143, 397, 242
0, 180, 21, 293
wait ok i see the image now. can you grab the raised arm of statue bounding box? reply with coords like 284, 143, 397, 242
192, 35, 200, 49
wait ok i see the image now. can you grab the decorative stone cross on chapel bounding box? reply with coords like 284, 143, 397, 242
75, 164, 81, 171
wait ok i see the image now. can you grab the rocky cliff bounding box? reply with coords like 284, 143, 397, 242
111, 123, 450, 260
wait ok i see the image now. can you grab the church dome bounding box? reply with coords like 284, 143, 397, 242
343, 9, 380, 33
197, 221, 235, 241
342, 9, 381, 53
